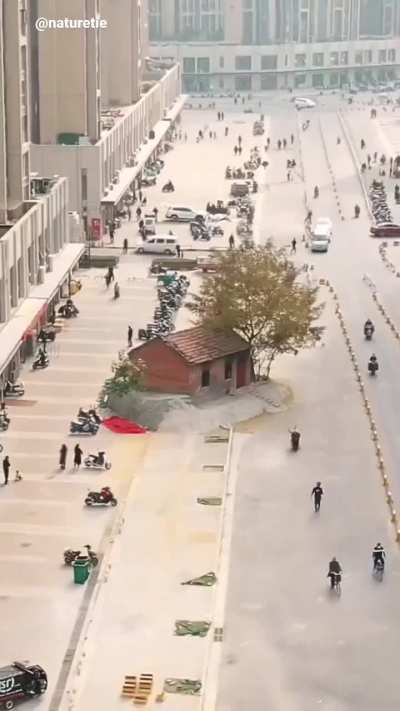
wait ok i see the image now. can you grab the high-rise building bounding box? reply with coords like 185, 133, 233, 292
150, 0, 400, 90
0, 0, 83, 383
29, 0, 183, 233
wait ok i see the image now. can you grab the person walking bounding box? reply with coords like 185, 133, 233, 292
59, 444, 68, 471
290, 133, 294, 145
153, 207, 158, 221
123, 238, 128, 254
2, 455, 10, 485
291, 237, 297, 253
109, 225, 115, 244
311, 482, 323, 512
73, 444, 83, 470
176, 244, 182, 258
229, 234, 235, 249
136, 206, 142, 221
128, 325, 133, 348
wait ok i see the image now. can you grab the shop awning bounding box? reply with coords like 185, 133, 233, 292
28, 243, 85, 302
0, 242, 85, 376
101, 95, 186, 207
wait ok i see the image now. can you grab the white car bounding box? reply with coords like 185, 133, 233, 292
294, 97, 316, 110
166, 206, 199, 222
136, 236, 178, 255
314, 217, 333, 238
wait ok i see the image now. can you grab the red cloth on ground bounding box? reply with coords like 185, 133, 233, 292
102, 416, 147, 434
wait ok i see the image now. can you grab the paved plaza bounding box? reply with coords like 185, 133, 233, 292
1, 90, 400, 711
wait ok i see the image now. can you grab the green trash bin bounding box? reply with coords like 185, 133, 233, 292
73, 557, 90, 585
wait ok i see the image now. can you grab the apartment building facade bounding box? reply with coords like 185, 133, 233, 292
150, 0, 400, 90
0, 0, 83, 383
29, 0, 183, 236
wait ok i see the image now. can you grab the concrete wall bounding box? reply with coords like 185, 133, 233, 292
36, 0, 100, 143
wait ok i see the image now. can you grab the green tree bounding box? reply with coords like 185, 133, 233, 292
99, 353, 146, 407
187, 244, 324, 378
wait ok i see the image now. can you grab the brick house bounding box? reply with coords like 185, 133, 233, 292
129, 326, 252, 396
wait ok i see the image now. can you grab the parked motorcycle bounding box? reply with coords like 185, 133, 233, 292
0, 413, 9, 431
78, 408, 102, 425
70, 420, 99, 435
85, 487, 117, 507
162, 181, 175, 193
84, 452, 111, 470
64, 544, 99, 567
4, 381, 24, 397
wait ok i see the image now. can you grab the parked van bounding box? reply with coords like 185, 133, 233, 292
136, 236, 178, 255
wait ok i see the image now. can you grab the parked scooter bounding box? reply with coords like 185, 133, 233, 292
33, 350, 49, 370
85, 486, 117, 507
63, 544, 99, 567
4, 380, 24, 397
162, 180, 175, 193
84, 452, 111, 470
0, 411, 9, 431
70, 419, 99, 435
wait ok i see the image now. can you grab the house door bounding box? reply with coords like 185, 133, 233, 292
236, 355, 247, 388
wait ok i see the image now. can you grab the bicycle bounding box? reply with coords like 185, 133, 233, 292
329, 572, 342, 595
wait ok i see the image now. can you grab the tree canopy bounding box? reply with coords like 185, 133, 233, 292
187, 244, 324, 378
99, 352, 146, 406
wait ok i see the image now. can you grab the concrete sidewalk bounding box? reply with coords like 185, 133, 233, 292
60, 430, 233, 711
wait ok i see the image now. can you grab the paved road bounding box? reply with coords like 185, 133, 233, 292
217, 94, 400, 711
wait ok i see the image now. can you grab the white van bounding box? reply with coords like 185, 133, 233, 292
136, 235, 178, 255
294, 97, 316, 110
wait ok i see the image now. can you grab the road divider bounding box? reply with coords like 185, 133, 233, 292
320, 277, 400, 544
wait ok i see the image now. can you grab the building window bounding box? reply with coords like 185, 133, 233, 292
201, 367, 210, 387
81, 169, 88, 202
312, 73, 324, 88
364, 49, 373, 63
340, 51, 348, 65
235, 55, 251, 71
197, 57, 210, 73
224, 359, 233, 380
379, 49, 387, 64
329, 72, 339, 87
149, 0, 161, 39
241, 10, 253, 44
219, 76, 224, 88
261, 75, 277, 90
294, 73, 306, 88
261, 55, 277, 70
388, 48, 396, 63
355, 51, 363, 65
313, 53, 324, 67
219, 56, 224, 68
330, 52, 339, 66
183, 57, 196, 73
295, 54, 306, 68
235, 75, 251, 91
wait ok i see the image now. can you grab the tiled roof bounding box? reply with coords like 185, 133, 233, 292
164, 326, 249, 365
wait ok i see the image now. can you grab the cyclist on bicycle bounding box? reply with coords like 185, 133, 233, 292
327, 557, 342, 589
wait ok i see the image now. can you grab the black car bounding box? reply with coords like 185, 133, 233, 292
0, 662, 47, 709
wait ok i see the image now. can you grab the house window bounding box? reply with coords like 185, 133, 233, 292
201, 367, 210, 387
379, 49, 387, 64
235, 55, 251, 71
388, 48, 396, 63
355, 51, 363, 65
313, 53, 324, 67
261, 55, 277, 70
183, 57, 196, 73
295, 54, 306, 68
224, 359, 233, 380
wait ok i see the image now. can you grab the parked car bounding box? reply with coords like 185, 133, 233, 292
166, 206, 199, 221
294, 97, 316, 109
230, 181, 249, 197
136, 236, 178, 255
143, 215, 156, 235
370, 222, 400, 238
